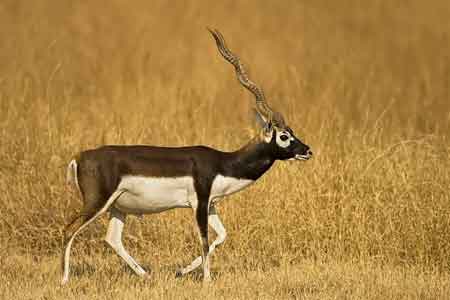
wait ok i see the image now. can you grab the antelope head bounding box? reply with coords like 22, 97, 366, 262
209, 28, 312, 161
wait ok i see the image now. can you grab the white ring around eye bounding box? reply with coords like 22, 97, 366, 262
276, 131, 291, 148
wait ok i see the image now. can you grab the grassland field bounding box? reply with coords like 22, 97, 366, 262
0, 1, 449, 299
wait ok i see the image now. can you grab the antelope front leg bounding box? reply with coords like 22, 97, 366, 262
195, 196, 211, 282
176, 206, 226, 278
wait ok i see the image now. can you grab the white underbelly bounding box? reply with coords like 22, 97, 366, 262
114, 175, 194, 214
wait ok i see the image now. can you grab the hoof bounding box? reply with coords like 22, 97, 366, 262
202, 277, 212, 284
175, 269, 184, 278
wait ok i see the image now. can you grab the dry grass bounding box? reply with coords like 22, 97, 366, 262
1, 0, 449, 299
2, 254, 450, 300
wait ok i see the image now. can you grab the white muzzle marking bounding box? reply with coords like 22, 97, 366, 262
294, 154, 311, 161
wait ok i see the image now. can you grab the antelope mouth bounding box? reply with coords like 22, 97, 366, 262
294, 154, 311, 161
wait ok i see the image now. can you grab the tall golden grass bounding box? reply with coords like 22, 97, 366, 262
1, 0, 449, 298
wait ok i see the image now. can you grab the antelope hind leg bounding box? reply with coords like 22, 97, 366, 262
105, 207, 147, 276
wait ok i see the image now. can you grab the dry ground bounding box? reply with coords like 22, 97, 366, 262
1, 1, 449, 299
2, 254, 450, 299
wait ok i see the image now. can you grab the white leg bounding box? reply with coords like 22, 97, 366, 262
177, 206, 227, 277
201, 235, 211, 282
61, 189, 126, 285
105, 208, 147, 276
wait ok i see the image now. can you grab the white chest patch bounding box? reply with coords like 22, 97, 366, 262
114, 176, 195, 214
210, 175, 254, 203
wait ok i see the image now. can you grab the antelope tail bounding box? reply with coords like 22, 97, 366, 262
66, 159, 80, 193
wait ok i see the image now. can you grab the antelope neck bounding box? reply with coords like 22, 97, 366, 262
222, 138, 275, 181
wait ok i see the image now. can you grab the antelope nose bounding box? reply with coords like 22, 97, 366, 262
307, 150, 313, 156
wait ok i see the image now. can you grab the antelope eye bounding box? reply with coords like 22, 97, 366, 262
280, 135, 289, 141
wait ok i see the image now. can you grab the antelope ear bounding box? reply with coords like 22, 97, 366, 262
253, 108, 269, 128
262, 121, 274, 143
252, 108, 273, 143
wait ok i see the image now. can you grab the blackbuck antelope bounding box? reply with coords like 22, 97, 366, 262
62, 29, 312, 284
